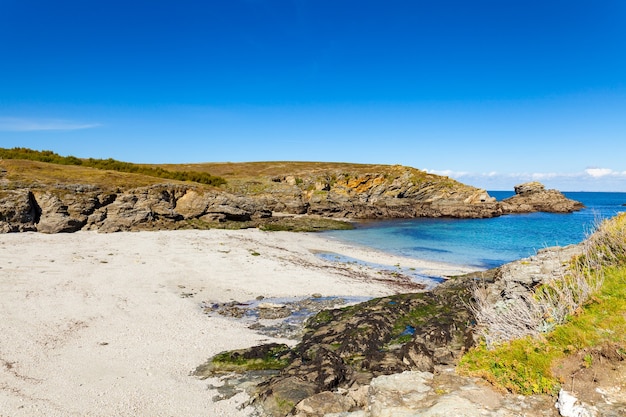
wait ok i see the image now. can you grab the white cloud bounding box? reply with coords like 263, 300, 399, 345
423, 168, 626, 192
0, 117, 101, 131
426, 169, 469, 178
585, 168, 621, 178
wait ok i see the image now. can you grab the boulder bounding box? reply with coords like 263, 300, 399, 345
515, 181, 545, 195
174, 189, 209, 218
368, 371, 433, 417
294, 391, 355, 416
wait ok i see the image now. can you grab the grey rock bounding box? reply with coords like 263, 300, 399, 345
258, 303, 291, 320
368, 371, 433, 417
501, 182, 584, 214
0, 189, 38, 232
294, 391, 355, 416
33, 192, 87, 233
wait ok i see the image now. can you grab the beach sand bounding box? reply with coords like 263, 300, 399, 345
0, 229, 476, 417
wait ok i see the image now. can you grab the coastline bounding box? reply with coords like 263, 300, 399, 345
0, 229, 477, 417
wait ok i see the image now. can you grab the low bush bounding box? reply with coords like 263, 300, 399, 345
0, 147, 226, 186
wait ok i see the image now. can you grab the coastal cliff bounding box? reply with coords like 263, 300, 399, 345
0, 158, 581, 233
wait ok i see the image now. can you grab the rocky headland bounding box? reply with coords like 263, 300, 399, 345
0, 158, 583, 234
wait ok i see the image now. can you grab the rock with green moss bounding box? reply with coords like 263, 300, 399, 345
194, 343, 293, 377
200, 274, 481, 416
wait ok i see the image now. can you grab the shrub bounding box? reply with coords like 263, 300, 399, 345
0, 147, 226, 186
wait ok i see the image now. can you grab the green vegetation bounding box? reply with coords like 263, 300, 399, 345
459, 213, 626, 395
194, 343, 292, 375
0, 147, 225, 186
259, 217, 354, 232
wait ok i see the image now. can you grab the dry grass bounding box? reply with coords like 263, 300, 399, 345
469, 216, 621, 348
459, 213, 626, 394
0, 159, 184, 191
152, 161, 402, 178
2, 158, 454, 194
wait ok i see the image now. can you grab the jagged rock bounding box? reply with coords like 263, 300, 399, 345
0, 168, 584, 233
0, 189, 38, 232
501, 182, 584, 214
515, 181, 546, 195
399, 342, 435, 372
33, 192, 88, 233
206, 204, 251, 221
245, 279, 475, 416
486, 244, 584, 303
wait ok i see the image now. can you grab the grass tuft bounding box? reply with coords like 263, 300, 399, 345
459, 213, 626, 394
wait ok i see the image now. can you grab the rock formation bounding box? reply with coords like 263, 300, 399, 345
195, 275, 478, 416
0, 159, 584, 233
500, 181, 584, 214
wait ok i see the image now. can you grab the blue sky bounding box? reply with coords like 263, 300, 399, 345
1, 1, 625, 191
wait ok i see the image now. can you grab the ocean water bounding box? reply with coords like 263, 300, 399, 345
322, 192, 626, 270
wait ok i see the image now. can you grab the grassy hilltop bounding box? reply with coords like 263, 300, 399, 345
0, 147, 458, 193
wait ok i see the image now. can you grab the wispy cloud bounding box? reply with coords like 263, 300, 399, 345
427, 168, 626, 181
584, 167, 626, 178
0, 117, 101, 132
425, 168, 626, 191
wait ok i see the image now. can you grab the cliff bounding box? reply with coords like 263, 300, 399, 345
0, 159, 581, 233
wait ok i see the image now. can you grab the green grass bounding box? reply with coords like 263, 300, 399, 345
458, 213, 626, 395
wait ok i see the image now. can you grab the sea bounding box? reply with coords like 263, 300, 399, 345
322, 192, 626, 270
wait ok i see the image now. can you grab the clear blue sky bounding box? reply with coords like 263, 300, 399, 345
1, 1, 625, 191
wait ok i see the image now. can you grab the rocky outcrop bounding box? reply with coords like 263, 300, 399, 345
500, 182, 584, 214
0, 184, 272, 233
196, 275, 478, 416
0, 190, 38, 232
265, 168, 502, 219
488, 244, 583, 302
0, 162, 585, 233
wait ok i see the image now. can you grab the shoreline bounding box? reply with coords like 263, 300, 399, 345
0, 229, 478, 417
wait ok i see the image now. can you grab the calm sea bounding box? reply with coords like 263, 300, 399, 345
322, 192, 626, 270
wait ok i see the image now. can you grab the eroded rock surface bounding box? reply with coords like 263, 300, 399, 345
500, 182, 584, 214
196, 275, 478, 416
0, 172, 584, 233
197, 242, 626, 417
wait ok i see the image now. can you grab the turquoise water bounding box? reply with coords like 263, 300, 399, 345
322, 192, 626, 270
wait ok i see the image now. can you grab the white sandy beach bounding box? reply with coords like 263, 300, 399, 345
0, 229, 476, 417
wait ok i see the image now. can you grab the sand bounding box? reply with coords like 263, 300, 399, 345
0, 229, 476, 417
